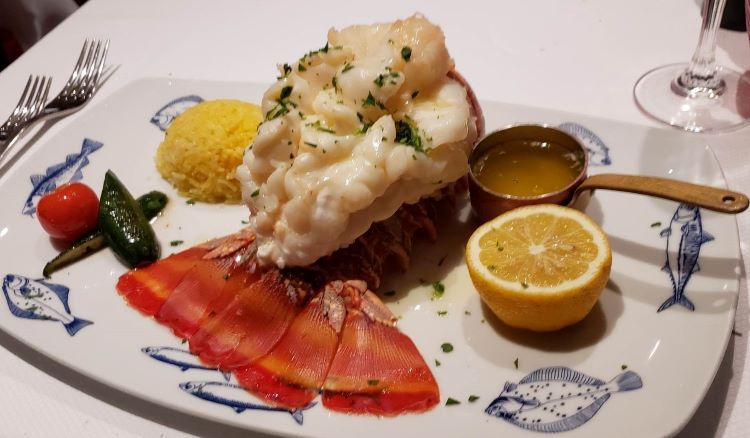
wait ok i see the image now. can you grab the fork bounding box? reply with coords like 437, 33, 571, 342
0, 76, 52, 162
0, 39, 109, 164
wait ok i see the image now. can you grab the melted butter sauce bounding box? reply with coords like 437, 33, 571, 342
472, 140, 583, 197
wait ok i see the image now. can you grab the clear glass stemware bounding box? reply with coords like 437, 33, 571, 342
634, 0, 750, 132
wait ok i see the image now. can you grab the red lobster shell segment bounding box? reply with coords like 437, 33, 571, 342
116, 194, 456, 415
116, 246, 208, 316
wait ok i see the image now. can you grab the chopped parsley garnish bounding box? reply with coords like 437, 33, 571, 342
223, 273, 231, 280
298, 63, 307, 72
445, 397, 460, 406
367, 379, 380, 386
468, 395, 480, 403
411, 90, 419, 99
362, 91, 386, 109
355, 122, 372, 135
650, 221, 662, 228
170, 240, 184, 247
304, 141, 318, 148
435, 359, 441, 367
186, 199, 195, 205
307, 120, 335, 133
251, 189, 260, 197
621, 364, 628, 370
332, 75, 339, 91
374, 68, 400, 87
521, 282, 529, 289
437, 310, 447, 316
464, 310, 471, 315
181, 338, 187, 344
486, 264, 496, 271
395, 118, 424, 152
282, 63, 292, 77
279, 85, 293, 99
514, 358, 519, 369
342, 62, 354, 73
241, 220, 249, 225
401, 46, 412, 61
441, 342, 453, 353
320, 42, 329, 53
266, 85, 296, 120
432, 281, 445, 299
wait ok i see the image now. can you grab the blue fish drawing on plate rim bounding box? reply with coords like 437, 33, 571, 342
557, 122, 612, 166
485, 366, 642, 433
1, 274, 92, 336
142, 346, 230, 381
150, 95, 204, 131
180, 380, 315, 425
657, 203, 714, 312
22, 138, 103, 217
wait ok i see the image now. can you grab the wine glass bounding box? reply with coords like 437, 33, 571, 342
634, 0, 750, 132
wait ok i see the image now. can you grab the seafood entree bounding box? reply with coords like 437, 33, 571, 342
115, 14, 484, 416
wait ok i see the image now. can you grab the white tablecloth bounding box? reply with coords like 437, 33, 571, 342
0, 0, 748, 436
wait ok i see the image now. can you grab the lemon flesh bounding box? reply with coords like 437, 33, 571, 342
466, 204, 612, 332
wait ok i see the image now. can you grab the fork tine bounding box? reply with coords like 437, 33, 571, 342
78, 40, 100, 89
11, 76, 34, 117
90, 40, 109, 92
69, 39, 90, 86
22, 76, 41, 117
32, 77, 51, 115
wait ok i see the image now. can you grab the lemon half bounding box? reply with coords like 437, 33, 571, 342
466, 204, 612, 332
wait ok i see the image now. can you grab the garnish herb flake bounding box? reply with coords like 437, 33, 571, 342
445, 397, 460, 406
468, 395, 480, 403
367, 379, 380, 386
170, 240, 184, 247
441, 342, 454, 353
437, 310, 447, 316
432, 281, 445, 299
395, 118, 424, 152
650, 221, 662, 228
514, 358, 519, 369
401, 46, 412, 61
251, 189, 260, 198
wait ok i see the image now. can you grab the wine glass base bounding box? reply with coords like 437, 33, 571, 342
634, 63, 750, 133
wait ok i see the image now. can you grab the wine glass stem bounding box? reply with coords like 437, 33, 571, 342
675, 0, 729, 95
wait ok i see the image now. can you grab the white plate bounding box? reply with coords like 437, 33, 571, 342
0, 78, 739, 438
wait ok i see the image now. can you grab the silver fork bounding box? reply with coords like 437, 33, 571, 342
0, 76, 52, 162
0, 39, 109, 164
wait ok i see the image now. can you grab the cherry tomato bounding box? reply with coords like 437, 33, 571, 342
37, 182, 100, 241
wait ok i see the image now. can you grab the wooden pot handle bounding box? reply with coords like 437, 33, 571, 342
573, 174, 749, 214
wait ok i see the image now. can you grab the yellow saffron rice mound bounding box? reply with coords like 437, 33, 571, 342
155, 99, 262, 203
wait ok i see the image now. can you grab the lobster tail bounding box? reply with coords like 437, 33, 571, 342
116, 194, 453, 416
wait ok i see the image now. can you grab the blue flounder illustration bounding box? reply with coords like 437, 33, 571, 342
22, 138, 103, 217
1, 274, 93, 336
150, 95, 204, 131
657, 204, 714, 312
142, 346, 231, 381
485, 366, 642, 433
180, 380, 315, 425
558, 122, 611, 166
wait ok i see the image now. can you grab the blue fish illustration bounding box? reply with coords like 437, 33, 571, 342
142, 346, 231, 381
22, 138, 103, 217
657, 204, 714, 312
558, 122, 611, 166
1, 274, 93, 336
150, 95, 204, 131
179, 380, 315, 425
485, 366, 642, 433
